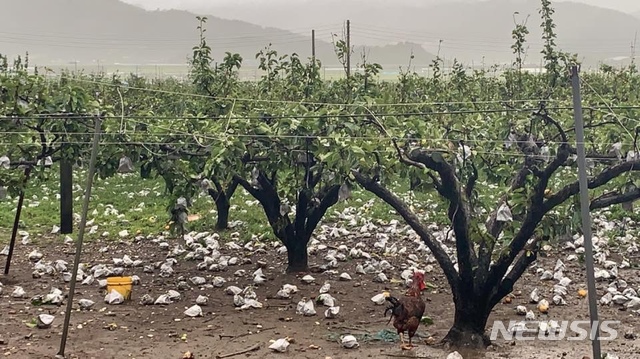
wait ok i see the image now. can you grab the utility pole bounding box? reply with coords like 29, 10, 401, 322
346, 20, 351, 79
570, 65, 601, 359
311, 29, 316, 62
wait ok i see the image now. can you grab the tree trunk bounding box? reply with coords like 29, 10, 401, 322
164, 177, 174, 194
285, 237, 309, 273
60, 159, 73, 234
207, 178, 238, 231
140, 163, 153, 179
443, 298, 492, 349
214, 192, 230, 230
232, 172, 339, 274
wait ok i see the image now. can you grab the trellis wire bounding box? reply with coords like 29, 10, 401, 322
0, 131, 634, 147
3, 105, 640, 122
580, 76, 639, 152
60, 76, 567, 107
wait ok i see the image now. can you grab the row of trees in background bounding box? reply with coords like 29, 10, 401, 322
2, 0, 640, 349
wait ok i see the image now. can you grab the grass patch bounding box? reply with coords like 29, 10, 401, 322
0, 165, 441, 245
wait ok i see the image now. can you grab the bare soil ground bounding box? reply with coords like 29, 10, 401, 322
1, 237, 639, 359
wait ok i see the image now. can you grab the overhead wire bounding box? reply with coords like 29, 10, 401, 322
580, 76, 638, 149
0, 133, 627, 150
0, 24, 342, 42
3, 23, 633, 49
5, 105, 640, 122
0, 107, 567, 121
0, 26, 334, 44
354, 23, 640, 46
0, 37, 314, 51
41, 76, 567, 107
1, 107, 630, 164
0, 128, 633, 148
0, 138, 626, 164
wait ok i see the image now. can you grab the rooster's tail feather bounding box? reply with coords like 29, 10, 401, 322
384, 296, 401, 324
385, 296, 400, 307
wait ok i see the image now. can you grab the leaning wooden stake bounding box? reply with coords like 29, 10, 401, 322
3, 167, 31, 275
56, 116, 102, 358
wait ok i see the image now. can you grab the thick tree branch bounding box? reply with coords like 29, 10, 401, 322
232, 174, 262, 202
476, 160, 533, 290
352, 169, 460, 294
590, 189, 640, 210
8, 155, 62, 169
241, 153, 270, 164
308, 165, 323, 190
487, 159, 640, 297
483, 111, 567, 243
536, 143, 571, 196
37, 120, 49, 159
226, 177, 240, 198
544, 160, 640, 212
207, 176, 239, 205
427, 172, 444, 195
305, 184, 341, 238
363, 113, 428, 170
235, 170, 334, 249
210, 176, 224, 196
408, 149, 477, 289
533, 109, 567, 143
465, 161, 478, 200
207, 187, 220, 203
484, 113, 573, 294
234, 171, 292, 243
490, 243, 539, 308
484, 199, 545, 292
557, 120, 619, 140
158, 144, 209, 157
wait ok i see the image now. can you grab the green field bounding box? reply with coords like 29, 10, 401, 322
0, 164, 431, 244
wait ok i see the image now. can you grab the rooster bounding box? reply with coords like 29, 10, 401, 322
383, 271, 427, 350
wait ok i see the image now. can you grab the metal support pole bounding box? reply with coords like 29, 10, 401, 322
570, 65, 601, 359
56, 116, 102, 358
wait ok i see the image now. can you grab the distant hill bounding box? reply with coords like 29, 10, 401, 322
0, 0, 435, 69
193, 0, 640, 66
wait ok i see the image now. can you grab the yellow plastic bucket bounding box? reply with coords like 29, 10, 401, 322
106, 276, 133, 300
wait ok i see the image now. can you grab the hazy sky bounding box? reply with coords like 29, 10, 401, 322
121, 0, 640, 13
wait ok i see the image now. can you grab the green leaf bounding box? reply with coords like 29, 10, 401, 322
420, 316, 434, 325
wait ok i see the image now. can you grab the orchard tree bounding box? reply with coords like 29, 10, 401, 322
0, 54, 100, 233
206, 104, 372, 272
209, 46, 388, 271
187, 26, 331, 232
151, 15, 248, 230
352, 103, 640, 348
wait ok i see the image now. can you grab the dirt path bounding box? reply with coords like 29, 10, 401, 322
1, 237, 639, 359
